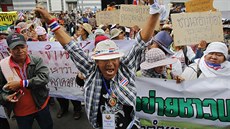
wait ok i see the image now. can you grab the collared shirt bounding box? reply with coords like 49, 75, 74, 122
64, 33, 149, 128
9, 55, 49, 116
9, 56, 37, 116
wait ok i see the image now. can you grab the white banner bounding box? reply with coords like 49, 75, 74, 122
1, 41, 230, 128
136, 76, 230, 128
0, 40, 136, 101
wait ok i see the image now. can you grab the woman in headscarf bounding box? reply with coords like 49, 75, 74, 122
181, 42, 230, 80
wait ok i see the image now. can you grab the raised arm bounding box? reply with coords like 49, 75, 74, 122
35, 1, 163, 44
140, 0, 165, 42
34, 7, 72, 46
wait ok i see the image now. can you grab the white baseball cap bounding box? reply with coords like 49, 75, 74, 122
35, 26, 47, 36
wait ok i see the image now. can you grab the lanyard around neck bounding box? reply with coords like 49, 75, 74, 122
14, 62, 27, 80
102, 77, 112, 96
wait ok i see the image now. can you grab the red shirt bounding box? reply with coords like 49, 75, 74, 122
9, 55, 49, 116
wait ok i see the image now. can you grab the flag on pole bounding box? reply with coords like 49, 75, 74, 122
18, 12, 24, 21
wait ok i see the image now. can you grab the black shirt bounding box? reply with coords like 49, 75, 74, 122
96, 78, 133, 129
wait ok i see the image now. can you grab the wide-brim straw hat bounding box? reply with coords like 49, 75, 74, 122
140, 48, 177, 70
79, 23, 92, 34
110, 28, 122, 39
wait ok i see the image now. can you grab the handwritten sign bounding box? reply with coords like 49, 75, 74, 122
96, 10, 120, 26
185, 0, 216, 12
171, 12, 223, 46
119, 5, 151, 29
0, 40, 136, 100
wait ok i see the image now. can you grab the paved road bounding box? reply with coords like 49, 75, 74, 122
9, 99, 94, 129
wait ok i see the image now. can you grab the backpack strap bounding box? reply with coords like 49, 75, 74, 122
188, 63, 202, 78
196, 65, 202, 78
182, 46, 190, 66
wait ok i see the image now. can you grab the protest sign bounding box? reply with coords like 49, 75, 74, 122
0, 41, 83, 101
119, 5, 150, 29
136, 76, 230, 128
96, 10, 120, 26
120, 5, 160, 30
185, 0, 216, 12
0, 11, 17, 26
1, 41, 230, 128
0, 40, 136, 100
0, 11, 17, 31
171, 11, 223, 46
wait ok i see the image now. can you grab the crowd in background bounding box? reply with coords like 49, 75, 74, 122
0, 1, 230, 129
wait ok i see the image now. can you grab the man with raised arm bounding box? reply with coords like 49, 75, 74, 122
35, 0, 164, 128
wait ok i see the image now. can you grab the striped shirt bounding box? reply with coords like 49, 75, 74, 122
63, 33, 149, 128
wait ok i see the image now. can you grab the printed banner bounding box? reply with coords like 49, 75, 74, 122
0, 11, 17, 31
1, 41, 230, 128
171, 11, 224, 46
0, 40, 136, 101
185, 0, 216, 12
136, 76, 230, 128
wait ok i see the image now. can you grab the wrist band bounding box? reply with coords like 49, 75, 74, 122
48, 20, 60, 32
21, 80, 29, 88
48, 18, 56, 25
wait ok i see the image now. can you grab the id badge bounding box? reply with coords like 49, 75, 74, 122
102, 113, 115, 129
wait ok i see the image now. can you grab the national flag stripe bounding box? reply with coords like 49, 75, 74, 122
120, 77, 129, 86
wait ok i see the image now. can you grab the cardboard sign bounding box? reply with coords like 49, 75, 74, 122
185, 0, 216, 12
96, 10, 120, 26
171, 11, 223, 46
119, 5, 150, 29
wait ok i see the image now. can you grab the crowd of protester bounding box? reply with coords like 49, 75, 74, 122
0, 1, 230, 129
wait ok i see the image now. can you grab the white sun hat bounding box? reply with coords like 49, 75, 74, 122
94, 28, 105, 36
110, 28, 122, 39
35, 26, 47, 36
78, 23, 92, 34
91, 39, 124, 60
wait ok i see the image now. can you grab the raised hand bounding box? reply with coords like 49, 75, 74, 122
34, 7, 53, 24
198, 40, 207, 49
149, 0, 166, 20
